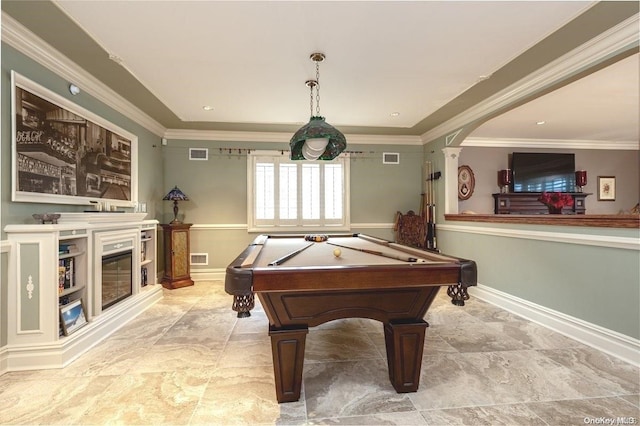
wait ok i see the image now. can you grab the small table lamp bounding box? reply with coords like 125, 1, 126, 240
575, 170, 587, 192
163, 186, 189, 224
498, 169, 513, 193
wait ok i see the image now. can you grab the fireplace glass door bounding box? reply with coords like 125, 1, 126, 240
102, 250, 133, 310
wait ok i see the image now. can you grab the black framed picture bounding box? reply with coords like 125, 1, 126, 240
597, 176, 616, 201
11, 71, 138, 207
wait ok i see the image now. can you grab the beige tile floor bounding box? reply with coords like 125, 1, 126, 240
1, 281, 638, 425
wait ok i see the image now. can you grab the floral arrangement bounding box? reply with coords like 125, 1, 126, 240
538, 192, 574, 209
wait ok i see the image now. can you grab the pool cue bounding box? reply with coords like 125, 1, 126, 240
327, 242, 425, 263
425, 161, 437, 250
268, 243, 314, 266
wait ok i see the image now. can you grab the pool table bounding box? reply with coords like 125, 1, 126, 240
225, 233, 477, 403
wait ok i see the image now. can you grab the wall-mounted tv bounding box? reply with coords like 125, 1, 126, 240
511, 152, 575, 193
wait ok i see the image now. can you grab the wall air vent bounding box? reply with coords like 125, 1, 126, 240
190, 253, 208, 265
382, 152, 400, 164
189, 148, 208, 161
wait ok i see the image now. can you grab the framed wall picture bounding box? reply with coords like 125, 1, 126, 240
11, 71, 138, 206
597, 176, 616, 201
458, 165, 475, 200
59, 299, 87, 336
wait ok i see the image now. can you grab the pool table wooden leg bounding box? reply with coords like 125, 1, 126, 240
268, 326, 309, 403
383, 320, 429, 393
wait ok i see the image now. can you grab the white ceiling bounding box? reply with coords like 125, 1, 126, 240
50, 1, 638, 142
470, 52, 639, 142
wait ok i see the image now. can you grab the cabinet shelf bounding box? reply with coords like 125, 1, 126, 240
59, 284, 85, 298
4, 218, 161, 371
59, 250, 85, 260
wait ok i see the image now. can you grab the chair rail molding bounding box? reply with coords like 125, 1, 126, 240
438, 223, 639, 250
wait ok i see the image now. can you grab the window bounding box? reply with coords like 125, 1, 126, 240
248, 151, 350, 232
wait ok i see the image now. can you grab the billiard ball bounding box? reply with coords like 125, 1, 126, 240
333, 248, 342, 257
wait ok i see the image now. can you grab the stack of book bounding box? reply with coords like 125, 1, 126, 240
58, 243, 76, 294
58, 258, 74, 294
58, 243, 76, 255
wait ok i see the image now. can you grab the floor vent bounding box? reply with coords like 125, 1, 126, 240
190, 253, 208, 265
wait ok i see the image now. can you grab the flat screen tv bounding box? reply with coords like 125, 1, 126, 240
511, 152, 575, 193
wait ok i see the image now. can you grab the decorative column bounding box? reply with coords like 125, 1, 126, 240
441, 147, 463, 214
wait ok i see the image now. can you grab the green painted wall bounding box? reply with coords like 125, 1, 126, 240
438, 224, 639, 339
0, 43, 164, 236
162, 139, 424, 269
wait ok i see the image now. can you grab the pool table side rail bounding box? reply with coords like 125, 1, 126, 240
225, 234, 477, 295
250, 263, 473, 292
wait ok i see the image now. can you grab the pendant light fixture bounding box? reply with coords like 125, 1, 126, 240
290, 53, 346, 161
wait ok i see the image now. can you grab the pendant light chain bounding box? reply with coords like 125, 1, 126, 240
315, 59, 321, 116
309, 81, 314, 117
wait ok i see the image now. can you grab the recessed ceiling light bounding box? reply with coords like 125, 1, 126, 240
536, 120, 546, 125
202, 106, 214, 111
390, 112, 400, 117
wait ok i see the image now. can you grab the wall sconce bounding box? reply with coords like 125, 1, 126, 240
290, 53, 346, 161
575, 170, 587, 192
163, 186, 189, 224
498, 169, 512, 193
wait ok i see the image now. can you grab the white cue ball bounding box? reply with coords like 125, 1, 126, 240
333, 248, 342, 257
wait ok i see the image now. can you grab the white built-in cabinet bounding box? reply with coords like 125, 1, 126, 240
4, 213, 162, 371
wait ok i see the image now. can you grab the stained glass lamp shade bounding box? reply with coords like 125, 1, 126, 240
163, 186, 189, 224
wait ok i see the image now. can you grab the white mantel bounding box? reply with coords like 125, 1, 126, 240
55, 212, 148, 224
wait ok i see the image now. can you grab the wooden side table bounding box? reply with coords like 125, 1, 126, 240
161, 223, 194, 289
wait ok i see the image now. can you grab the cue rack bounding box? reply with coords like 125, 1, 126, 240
422, 161, 440, 251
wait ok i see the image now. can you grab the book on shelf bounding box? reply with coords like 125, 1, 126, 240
58, 257, 75, 290
141, 267, 148, 287
58, 243, 77, 255
141, 241, 146, 261
58, 266, 65, 294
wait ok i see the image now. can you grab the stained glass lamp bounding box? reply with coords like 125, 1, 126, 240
163, 186, 189, 224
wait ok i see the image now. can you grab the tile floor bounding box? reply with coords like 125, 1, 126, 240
0, 282, 638, 425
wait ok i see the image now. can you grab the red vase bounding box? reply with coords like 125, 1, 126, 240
548, 206, 563, 214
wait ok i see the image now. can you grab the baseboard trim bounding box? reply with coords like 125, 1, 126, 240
0, 346, 8, 376
470, 284, 640, 367
191, 269, 226, 282
1, 285, 162, 373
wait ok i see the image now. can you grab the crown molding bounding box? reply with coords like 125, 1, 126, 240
420, 13, 640, 145
163, 129, 422, 145
1, 12, 167, 137
462, 137, 639, 150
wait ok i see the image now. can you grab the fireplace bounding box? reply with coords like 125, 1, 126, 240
102, 250, 133, 310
